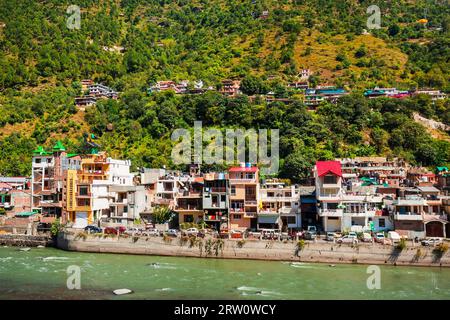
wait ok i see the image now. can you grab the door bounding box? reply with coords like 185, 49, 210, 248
73, 212, 88, 229
425, 221, 444, 237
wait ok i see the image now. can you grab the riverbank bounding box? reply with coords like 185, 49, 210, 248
57, 231, 449, 267
0, 234, 53, 247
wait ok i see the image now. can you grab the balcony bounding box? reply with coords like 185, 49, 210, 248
244, 212, 257, 218
245, 200, 257, 206
204, 214, 221, 222
39, 200, 61, 207
111, 199, 128, 206
317, 192, 341, 201
175, 205, 202, 212
230, 207, 245, 213
229, 178, 257, 184
344, 210, 376, 217
205, 187, 227, 193
76, 192, 92, 198
318, 209, 343, 217
394, 213, 423, 221
76, 205, 91, 211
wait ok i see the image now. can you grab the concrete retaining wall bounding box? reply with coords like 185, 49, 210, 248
57, 232, 450, 267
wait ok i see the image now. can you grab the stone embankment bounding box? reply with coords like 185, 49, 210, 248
57, 231, 450, 267
0, 234, 53, 247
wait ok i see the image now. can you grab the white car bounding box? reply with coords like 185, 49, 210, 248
421, 237, 443, 246
361, 232, 372, 242
183, 228, 199, 236
337, 235, 358, 244
375, 232, 385, 243
141, 228, 159, 236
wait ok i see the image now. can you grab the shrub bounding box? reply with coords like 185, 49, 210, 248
236, 240, 246, 248
434, 243, 449, 255
396, 238, 407, 250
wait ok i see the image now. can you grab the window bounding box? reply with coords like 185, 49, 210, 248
47, 158, 52, 163
324, 175, 337, 184
35, 158, 41, 163
379, 218, 385, 228
79, 186, 88, 196
233, 214, 241, 220
184, 215, 193, 223
231, 186, 236, 195
268, 192, 274, 197
221, 195, 226, 202
287, 216, 296, 224
284, 202, 291, 207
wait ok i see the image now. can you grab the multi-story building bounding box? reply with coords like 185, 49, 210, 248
108, 185, 146, 225
0, 177, 30, 217
175, 177, 204, 224
202, 172, 230, 230
315, 161, 344, 232
64, 152, 134, 228
228, 165, 259, 231
219, 80, 241, 96
259, 180, 301, 232
315, 160, 392, 232
88, 83, 118, 99
31, 142, 82, 223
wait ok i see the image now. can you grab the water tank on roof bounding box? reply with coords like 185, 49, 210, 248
246, 162, 251, 168
218, 173, 224, 180
240, 162, 245, 168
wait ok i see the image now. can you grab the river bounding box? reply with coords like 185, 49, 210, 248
0, 246, 449, 299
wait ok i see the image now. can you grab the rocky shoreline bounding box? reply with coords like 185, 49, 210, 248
0, 234, 54, 247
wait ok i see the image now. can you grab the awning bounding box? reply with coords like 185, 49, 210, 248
15, 211, 37, 217
301, 197, 317, 204
258, 215, 279, 224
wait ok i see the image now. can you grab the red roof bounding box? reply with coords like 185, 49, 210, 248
316, 161, 342, 177
228, 166, 258, 173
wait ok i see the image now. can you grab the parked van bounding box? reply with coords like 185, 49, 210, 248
388, 231, 402, 243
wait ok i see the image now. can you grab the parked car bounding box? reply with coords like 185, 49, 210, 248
375, 232, 386, 243
104, 227, 118, 235
125, 227, 141, 235
421, 237, 443, 246
116, 226, 126, 234
325, 232, 336, 241
337, 235, 358, 244
348, 231, 357, 238
307, 226, 317, 233
165, 229, 179, 237
183, 228, 199, 236
261, 229, 280, 240
142, 228, 159, 236
84, 225, 102, 233
360, 232, 372, 242
304, 231, 316, 240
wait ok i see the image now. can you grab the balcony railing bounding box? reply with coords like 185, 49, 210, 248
394, 212, 423, 221
318, 209, 343, 217
175, 205, 202, 211
244, 212, 257, 218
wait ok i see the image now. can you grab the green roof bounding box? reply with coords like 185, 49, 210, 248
67, 153, 79, 158
32, 146, 52, 156
52, 140, 66, 152
15, 211, 37, 217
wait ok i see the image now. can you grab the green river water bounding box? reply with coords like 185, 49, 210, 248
0, 246, 449, 300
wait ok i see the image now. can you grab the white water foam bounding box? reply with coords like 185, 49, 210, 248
42, 257, 70, 262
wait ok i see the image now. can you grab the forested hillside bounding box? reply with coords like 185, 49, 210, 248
0, 0, 449, 179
